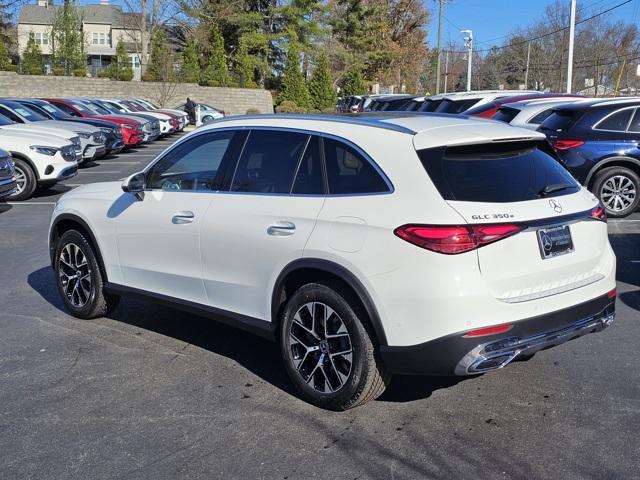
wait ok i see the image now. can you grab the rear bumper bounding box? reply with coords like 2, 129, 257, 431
379, 292, 615, 376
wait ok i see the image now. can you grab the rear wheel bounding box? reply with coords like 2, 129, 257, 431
593, 166, 639, 217
279, 283, 390, 410
54, 229, 120, 319
7, 158, 36, 201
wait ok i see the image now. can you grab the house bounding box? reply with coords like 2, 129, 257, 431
17, 0, 146, 80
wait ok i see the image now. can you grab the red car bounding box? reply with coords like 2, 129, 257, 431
43, 98, 145, 146
465, 93, 584, 118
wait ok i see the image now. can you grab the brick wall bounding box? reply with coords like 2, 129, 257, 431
0, 72, 274, 114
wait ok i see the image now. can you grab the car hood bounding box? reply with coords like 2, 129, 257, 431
39, 120, 100, 133
0, 128, 71, 147
0, 123, 74, 140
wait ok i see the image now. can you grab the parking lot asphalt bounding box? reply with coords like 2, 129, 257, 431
0, 134, 639, 480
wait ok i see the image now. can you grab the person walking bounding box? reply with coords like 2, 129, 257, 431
185, 97, 196, 124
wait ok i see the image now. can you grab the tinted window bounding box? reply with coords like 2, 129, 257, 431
0, 106, 22, 123
147, 131, 235, 190
0, 114, 12, 126
492, 107, 520, 123
323, 138, 388, 194
54, 102, 79, 117
231, 130, 307, 193
528, 108, 554, 125
627, 109, 640, 132
539, 110, 580, 132
292, 136, 324, 195
595, 109, 633, 131
418, 141, 580, 202
436, 98, 480, 114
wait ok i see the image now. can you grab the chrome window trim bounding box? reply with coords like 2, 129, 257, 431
591, 106, 636, 133
143, 125, 395, 196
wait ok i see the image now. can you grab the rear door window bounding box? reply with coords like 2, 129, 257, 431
418, 141, 580, 202
323, 137, 389, 194
231, 130, 308, 194
594, 108, 633, 132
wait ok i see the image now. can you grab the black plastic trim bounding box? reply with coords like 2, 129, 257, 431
104, 282, 275, 341
584, 156, 640, 187
271, 258, 388, 346
379, 293, 615, 375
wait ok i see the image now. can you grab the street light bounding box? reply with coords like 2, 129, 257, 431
461, 29, 473, 92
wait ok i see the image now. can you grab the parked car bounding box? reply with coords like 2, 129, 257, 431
433, 90, 541, 114
99, 99, 170, 136
491, 97, 587, 130
0, 129, 77, 200
366, 94, 415, 111
80, 99, 161, 141
464, 93, 583, 118
131, 98, 188, 130
0, 148, 16, 200
538, 97, 640, 217
13, 98, 125, 156
49, 113, 616, 410
44, 98, 145, 147
120, 98, 186, 132
175, 102, 225, 124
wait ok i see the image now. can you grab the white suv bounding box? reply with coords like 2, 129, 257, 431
48, 114, 617, 410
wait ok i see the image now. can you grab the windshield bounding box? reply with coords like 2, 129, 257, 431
37, 102, 70, 120
94, 101, 121, 114
69, 102, 94, 115
5, 103, 47, 121
0, 113, 13, 125
88, 102, 111, 115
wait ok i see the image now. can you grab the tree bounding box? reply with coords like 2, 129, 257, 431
51, 0, 85, 75
278, 42, 311, 108
233, 34, 256, 88
307, 50, 336, 110
180, 38, 199, 83
22, 32, 43, 75
0, 34, 10, 70
108, 41, 133, 81
200, 25, 231, 87
341, 63, 366, 95
146, 28, 173, 81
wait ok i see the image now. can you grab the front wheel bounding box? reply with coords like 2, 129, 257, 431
279, 283, 390, 410
593, 166, 639, 217
7, 158, 36, 201
54, 229, 120, 319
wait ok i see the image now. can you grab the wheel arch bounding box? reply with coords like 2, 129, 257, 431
271, 259, 388, 346
49, 214, 108, 281
10, 152, 39, 179
585, 156, 640, 188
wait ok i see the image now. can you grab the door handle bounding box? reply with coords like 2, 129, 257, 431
172, 211, 194, 224
267, 221, 296, 236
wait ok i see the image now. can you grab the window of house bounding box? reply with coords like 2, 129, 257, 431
92, 33, 99, 44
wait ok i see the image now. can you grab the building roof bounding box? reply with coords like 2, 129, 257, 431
19, 3, 140, 28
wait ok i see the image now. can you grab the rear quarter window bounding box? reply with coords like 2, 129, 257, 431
594, 108, 633, 132
539, 110, 581, 132
492, 107, 520, 123
418, 141, 580, 203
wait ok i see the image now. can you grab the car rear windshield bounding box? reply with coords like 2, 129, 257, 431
436, 98, 481, 114
539, 110, 580, 132
417, 141, 580, 202
492, 107, 520, 123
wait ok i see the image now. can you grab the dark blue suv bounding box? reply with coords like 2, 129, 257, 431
538, 99, 640, 217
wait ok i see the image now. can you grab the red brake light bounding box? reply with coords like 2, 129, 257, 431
463, 324, 513, 337
552, 139, 585, 151
394, 224, 522, 254
607, 288, 617, 299
476, 108, 497, 118
590, 205, 607, 222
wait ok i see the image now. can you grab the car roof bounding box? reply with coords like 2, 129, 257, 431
551, 97, 640, 111
502, 97, 587, 109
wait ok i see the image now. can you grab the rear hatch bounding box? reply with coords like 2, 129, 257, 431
417, 140, 608, 303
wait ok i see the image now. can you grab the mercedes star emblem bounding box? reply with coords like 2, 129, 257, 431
549, 199, 563, 213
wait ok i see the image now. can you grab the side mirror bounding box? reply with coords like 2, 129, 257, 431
122, 172, 145, 200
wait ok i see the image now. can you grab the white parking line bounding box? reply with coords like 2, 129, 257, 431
99, 161, 144, 164
5, 202, 55, 205
78, 171, 122, 174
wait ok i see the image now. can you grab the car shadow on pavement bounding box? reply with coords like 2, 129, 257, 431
0, 203, 12, 214
619, 291, 640, 312
27, 265, 465, 404
609, 233, 639, 288
32, 184, 73, 199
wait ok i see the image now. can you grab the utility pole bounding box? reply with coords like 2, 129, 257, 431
462, 29, 473, 92
444, 49, 450, 94
524, 41, 531, 89
566, 0, 577, 93
435, 0, 444, 94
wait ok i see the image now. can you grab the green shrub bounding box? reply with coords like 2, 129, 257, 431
245, 108, 261, 114
97, 71, 109, 78
27, 65, 42, 75
141, 72, 154, 82
119, 69, 133, 81
52, 67, 65, 76
4, 64, 17, 72
72, 67, 86, 77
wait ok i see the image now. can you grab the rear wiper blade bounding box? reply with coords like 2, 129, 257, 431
538, 183, 575, 197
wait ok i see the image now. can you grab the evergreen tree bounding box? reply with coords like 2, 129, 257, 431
233, 35, 256, 88
22, 32, 43, 75
279, 42, 311, 108
307, 50, 336, 110
146, 28, 173, 81
0, 34, 10, 70
51, 0, 85, 75
342, 63, 366, 95
180, 38, 199, 83
108, 41, 133, 81
200, 26, 231, 87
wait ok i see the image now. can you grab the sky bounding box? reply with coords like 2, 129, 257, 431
425, 0, 640, 51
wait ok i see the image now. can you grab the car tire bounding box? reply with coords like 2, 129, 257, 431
279, 283, 390, 410
54, 229, 120, 319
592, 165, 640, 218
7, 158, 36, 201
202, 115, 213, 123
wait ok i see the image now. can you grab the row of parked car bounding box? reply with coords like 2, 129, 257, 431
0, 97, 194, 202
338, 91, 640, 217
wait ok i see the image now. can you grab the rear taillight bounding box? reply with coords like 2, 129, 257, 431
607, 288, 617, 299
463, 324, 513, 338
475, 108, 497, 118
552, 139, 585, 151
590, 205, 607, 222
394, 224, 523, 254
